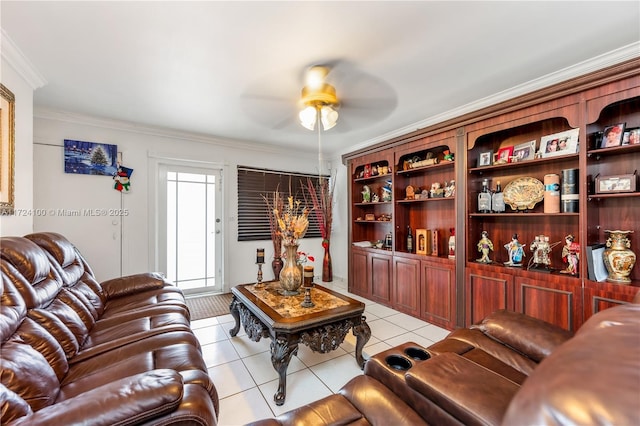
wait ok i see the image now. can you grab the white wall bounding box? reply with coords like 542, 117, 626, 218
0, 46, 36, 236
33, 111, 349, 289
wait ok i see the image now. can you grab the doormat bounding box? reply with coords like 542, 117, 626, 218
186, 293, 234, 321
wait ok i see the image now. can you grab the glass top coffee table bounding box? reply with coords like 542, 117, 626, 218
229, 281, 371, 406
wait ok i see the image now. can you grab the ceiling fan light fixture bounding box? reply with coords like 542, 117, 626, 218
299, 106, 317, 131
320, 105, 338, 130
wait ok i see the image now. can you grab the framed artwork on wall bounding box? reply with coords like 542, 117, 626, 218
0, 84, 15, 215
64, 139, 119, 176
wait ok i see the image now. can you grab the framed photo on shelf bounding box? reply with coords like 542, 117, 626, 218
512, 140, 536, 162
595, 173, 637, 194
416, 229, 428, 255
628, 128, 640, 145
601, 123, 625, 148
540, 128, 579, 158
478, 150, 493, 167
495, 146, 514, 164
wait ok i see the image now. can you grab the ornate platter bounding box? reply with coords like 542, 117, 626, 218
503, 177, 544, 211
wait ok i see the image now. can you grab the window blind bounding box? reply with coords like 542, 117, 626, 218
237, 166, 328, 242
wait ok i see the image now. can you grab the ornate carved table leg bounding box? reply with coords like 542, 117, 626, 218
229, 296, 241, 337
271, 335, 299, 406
353, 316, 371, 368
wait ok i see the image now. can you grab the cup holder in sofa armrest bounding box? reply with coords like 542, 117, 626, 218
404, 347, 431, 361
386, 355, 413, 371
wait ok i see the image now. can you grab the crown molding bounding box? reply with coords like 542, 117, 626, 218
1, 29, 47, 90
33, 107, 319, 158
340, 42, 640, 158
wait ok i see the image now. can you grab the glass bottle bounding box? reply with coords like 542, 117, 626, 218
406, 226, 413, 253
478, 179, 492, 213
492, 181, 505, 213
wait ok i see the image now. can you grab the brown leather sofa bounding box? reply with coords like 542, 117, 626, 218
249, 294, 640, 426
1, 232, 218, 425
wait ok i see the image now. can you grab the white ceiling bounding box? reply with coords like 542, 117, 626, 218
2, 1, 639, 157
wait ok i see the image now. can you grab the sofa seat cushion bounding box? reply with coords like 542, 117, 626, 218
59, 332, 209, 401
406, 352, 519, 426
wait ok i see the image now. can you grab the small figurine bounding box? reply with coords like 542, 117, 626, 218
477, 231, 494, 263
443, 150, 454, 162
561, 234, 580, 275
382, 180, 392, 202
362, 185, 371, 203
528, 235, 560, 271
430, 182, 444, 198
372, 193, 380, 203
504, 233, 525, 266
444, 180, 456, 198
406, 185, 415, 200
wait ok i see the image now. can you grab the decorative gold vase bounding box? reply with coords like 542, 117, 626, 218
279, 243, 302, 295
603, 230, 636, 284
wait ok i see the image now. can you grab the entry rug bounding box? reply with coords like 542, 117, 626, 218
186, 293, 234, 321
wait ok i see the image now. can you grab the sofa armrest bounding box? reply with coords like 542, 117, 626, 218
406, 353, 519, 426
100, 273, 169, 299
9, 369, 183, 426
470, 310, 573, 362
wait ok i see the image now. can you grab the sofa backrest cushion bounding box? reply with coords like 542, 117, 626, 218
0, 238, 63, 309
0, 338, 60, 412
0, 383, 33, 424
1, 271, 27, 342
471, 309, 573, 362
58, 288, 96, 331
502, 303, 640, 426
28, 309, 80, 358
15, 317, 69, 381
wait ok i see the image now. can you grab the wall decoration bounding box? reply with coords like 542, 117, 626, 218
113, 165, 133, 192
0, 84, 15, 215
540, 128, 579, 158
64, 139, 118, 176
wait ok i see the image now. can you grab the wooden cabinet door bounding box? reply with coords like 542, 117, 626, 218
421, 260, 455, 329
350, 249, 370, 298
371, 252, 393, 306
583, 281, 639, 322
465, 267, 514, 326
514, 275, 582, 332
393, 256, 420, 316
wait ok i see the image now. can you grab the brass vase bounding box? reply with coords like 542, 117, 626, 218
603, 230, 636, 284
279, 243, 302, 295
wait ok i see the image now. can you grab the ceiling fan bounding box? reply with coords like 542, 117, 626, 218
241, 60, 397, 134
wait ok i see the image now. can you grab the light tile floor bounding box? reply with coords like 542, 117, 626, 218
191, 280, 450, 426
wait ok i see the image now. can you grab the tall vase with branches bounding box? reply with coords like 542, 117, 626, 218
305, 175, 335, 282
262, 190, 284, 279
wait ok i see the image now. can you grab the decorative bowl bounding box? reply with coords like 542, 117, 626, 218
503, 177, 544, 211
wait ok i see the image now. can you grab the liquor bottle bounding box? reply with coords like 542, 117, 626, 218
478, 179, 492, 213
407, 226, 413, 253
492, 181, 505, 213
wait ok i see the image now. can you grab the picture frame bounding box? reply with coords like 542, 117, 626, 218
64, 139, 118, 176
416, 229, 428, 255
0, 84, 15, 215
478, 150, 493, 167
540, 128, 580, 158
495, 146, 514, 164
601, 123, 625, 148
627, 127, 639, 145
512, 140, 536, 162
595, 173, 637, 194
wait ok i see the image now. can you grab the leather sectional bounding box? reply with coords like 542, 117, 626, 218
1, 232, 218, 425
249, 294, 640, 425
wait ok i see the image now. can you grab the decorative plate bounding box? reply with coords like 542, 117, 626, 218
503, 177, 544, 211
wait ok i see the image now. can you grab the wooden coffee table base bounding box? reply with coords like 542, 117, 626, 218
228, 284, 371, 406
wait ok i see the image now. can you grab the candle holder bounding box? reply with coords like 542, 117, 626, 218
301, 266, 314, 308
255, 262, 264, 288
